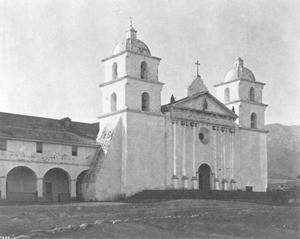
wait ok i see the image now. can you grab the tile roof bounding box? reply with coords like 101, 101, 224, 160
0, 112, 99, 146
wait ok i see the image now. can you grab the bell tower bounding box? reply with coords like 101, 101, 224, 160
99, 24, 164, 116
214, 58, 267, 130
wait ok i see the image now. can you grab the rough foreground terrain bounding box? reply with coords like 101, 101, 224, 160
0, 200, 299, 239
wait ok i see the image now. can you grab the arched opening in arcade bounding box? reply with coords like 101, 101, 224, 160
198, 164, 211, 190
76, 170, 88, 201
43, 168, 70, 202
6, 166, 37, 202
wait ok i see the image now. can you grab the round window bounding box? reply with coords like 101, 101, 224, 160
198, 127, 210, 144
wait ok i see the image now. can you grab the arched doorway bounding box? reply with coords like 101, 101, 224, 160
198, 164, 211, 190
76, 170, 88, 201
43, 168, 70, 202
6, 166, 37, 202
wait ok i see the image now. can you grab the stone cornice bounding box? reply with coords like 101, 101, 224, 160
99, 75, 164, 88
169, 105, 237, 120
0, 136, 100, 148
213, 78, 265, 87
170, 116, 237, 129
101, 50, 162, 62
225, 100, 268, 107
98, 108, 166, 119
0, 158, 91, 167
239, 126, 268, 133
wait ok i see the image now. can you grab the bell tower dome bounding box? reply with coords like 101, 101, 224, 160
214, 58, 267, 130
100, 24, 164, 115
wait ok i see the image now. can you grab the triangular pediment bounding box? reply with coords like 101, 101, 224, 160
170, 92, 237, 118
187, 75, 208, 96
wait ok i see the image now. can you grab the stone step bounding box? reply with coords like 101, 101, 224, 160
126, 190, 269, 203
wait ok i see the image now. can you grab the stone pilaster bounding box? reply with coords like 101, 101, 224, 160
37, 178, 43, 201
181, 121, 187, 179
0, 176, 6, 200
172, 175, 179, 189
69, 179, 77, 200
191, 176, 198, 189
182, 176, 188, 189
230, 179, 236, 191
222, 178, 228, 191
212, 126, 218, 179
192, 123, 197, 181
214, 178, 220, 190
172, 121, 178, 184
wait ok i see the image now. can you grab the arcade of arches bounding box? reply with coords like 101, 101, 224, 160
2, 166, 88, 202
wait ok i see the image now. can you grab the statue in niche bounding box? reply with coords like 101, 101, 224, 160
202, 98, 208, 110
170, 95, 176, 104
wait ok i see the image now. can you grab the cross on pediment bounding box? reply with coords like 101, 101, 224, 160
195, 61, 200, 76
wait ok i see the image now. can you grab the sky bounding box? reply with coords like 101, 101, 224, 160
0, 0, 299, 125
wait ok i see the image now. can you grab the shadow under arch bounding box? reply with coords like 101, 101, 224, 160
43, 167, 70, 202
76, 170, 88, 201
6, 166, 37, 202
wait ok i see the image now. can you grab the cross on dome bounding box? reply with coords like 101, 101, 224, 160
129, 17, 133, 28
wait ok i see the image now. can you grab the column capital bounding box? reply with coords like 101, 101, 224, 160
180, 120, 186, 126
171, 120, 178, 125
69, 179, 77, 182
182, 176, 188, 180
190, 122, 198, 127
0, 176, 7, 179
191, 176, 197, 181
212, 125, 219, 131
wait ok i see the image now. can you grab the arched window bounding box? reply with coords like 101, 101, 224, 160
141, 61, 148, 79
112, 62, 118, 80
141, 92, 150, 111
224, 88, 230, 103
250, 113, 257, 129
111, 93, 117, 112
249, 87, 255, 101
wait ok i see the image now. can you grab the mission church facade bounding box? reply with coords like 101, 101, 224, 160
0, 25, 268, 202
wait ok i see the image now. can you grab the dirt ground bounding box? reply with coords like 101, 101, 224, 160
0, 200, 299, 239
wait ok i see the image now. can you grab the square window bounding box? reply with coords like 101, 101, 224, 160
36, 142, 43, 153
72, 145, 78, 156
0, 139, 7, 151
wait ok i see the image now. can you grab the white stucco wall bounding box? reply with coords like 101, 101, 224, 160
103, 54, 127, 83
239, 103, 266, 128
234, 129, 267, 191
126, 53, 160, 81
215, 81, 240, 103
124, 111, 166, 197
239, 81, 264, 102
